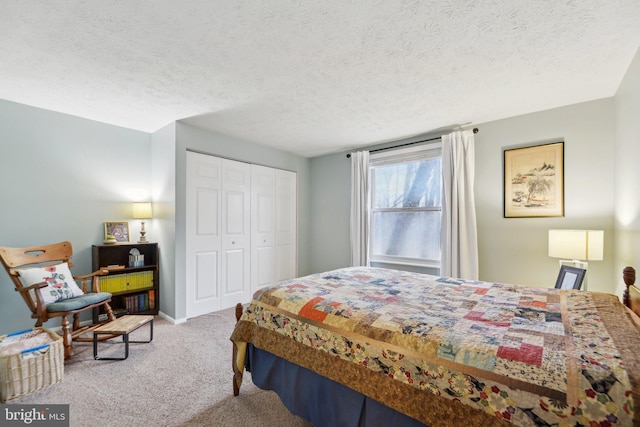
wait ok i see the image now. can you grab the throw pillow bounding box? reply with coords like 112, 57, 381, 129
18, 262, 84, 305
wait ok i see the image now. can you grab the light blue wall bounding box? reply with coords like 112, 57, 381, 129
309, 100, 619, 293
308, 134, 447, 275
0, 99, 151, 333
151, 123, 177, 319
308, 152, 351, 272
614, 46, 640, 295
2, 46, 636, 331
0, 103, 312, 330
475, 99, 615, 293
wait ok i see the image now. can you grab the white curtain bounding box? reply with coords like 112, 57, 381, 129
441, 130, 479, 279
350, 150, 370, 266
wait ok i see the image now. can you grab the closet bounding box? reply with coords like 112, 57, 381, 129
186, 151, 297, 318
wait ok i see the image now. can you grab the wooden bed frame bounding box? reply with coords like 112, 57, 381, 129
623, 266, 640, 323
233, 302, 243, 396
232, 266, 640, 416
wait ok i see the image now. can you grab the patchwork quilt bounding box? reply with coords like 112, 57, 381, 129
230, 267, 640, 426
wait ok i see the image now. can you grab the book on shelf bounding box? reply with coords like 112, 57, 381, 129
148, 290, 155, 310
121, 292, 152, 313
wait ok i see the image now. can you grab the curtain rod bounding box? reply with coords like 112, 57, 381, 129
346, 127, 478, 158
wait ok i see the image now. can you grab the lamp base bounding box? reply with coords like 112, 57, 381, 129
138, 221, 149, 244
558, 259, 588, 270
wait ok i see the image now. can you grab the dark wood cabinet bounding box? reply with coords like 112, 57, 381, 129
92, 243, 159, 323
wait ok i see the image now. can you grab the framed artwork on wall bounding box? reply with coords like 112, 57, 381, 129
503, 141, 564, 218
104, 222, 130, 242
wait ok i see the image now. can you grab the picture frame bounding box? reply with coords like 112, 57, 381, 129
104, 222, 130, 242
503, 141, 564, 218
554, 265, 586, 290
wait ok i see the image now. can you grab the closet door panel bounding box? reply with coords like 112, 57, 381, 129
196, 189, 219, 235
275, 169, 297, 281
186, 152, 222, 317
255, 246, 275, 288
256, 194, 274, 234
223, 249, 245, 294
224, 190, 246, 234
221, 159, 251, 308
195, 251, 218, 299
251, 165, 276, 292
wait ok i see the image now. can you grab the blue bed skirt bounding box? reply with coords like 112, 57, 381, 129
246, 343, 427, 427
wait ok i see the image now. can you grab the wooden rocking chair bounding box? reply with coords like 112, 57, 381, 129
0, 241, 116, 359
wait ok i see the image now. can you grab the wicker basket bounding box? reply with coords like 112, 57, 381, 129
0, 327, 64, 402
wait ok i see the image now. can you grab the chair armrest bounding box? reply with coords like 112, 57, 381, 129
15, 281, 48, 320
75, 269, 109, 293
15, 281, 48, 293
74, 269, 109, 281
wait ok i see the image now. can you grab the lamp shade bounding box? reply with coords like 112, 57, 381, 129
548, 230, 603, 261
133, 202, 153, 219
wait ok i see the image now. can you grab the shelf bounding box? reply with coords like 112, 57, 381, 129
101, 265, 158, 273
110, 287, 157, 297
92, 243, 159, 322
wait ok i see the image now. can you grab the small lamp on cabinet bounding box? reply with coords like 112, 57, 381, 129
133, 202, 153, 243
548, 229, 603, 291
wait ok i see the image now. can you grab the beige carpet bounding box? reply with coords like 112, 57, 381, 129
13, 307, 313, 427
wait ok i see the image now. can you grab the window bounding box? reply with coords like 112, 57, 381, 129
369, 143, 442, 268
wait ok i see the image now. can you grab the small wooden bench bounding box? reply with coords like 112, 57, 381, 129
93, 315, 154, 360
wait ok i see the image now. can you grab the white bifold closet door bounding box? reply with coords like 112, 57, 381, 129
186, 152, 251, 318
186, 151, 296, 319
250, 164, 276, 292
250, 165, 297, 293
274, 168, 297, 284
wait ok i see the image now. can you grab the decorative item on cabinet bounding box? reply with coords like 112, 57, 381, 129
132, 202, 153, 243
103, 222, 130, 242
92, 242, 159, 323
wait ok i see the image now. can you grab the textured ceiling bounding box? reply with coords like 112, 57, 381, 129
1, 1, 639, 157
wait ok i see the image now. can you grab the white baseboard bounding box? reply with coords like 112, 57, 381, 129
158, 311, 187, 325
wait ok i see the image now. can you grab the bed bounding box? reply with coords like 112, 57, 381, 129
230, 267, 640, 426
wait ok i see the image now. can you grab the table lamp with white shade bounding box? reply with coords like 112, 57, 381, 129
133, 202, 153, 243
548, 229, 603, 291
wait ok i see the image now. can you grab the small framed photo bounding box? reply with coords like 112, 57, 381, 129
503, 141, 564, 218
104, 222, 130, 242
554, 265, 586, 290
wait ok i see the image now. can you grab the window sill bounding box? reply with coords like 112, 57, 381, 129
369, 258, 440, 269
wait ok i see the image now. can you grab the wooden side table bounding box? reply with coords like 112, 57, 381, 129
93, 315, 154, 360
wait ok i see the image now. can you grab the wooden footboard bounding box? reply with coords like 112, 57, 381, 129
623, 266, 640, 322
232, 302, 243, 396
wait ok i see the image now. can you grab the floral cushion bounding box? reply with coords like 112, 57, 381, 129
19, 262, 84, 305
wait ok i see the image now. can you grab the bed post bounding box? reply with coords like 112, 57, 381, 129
232, 302, 243, 396
623, 266, 635, 308
235, 302, 243, 322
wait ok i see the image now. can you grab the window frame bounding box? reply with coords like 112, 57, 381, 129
368, 142, 443, 268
